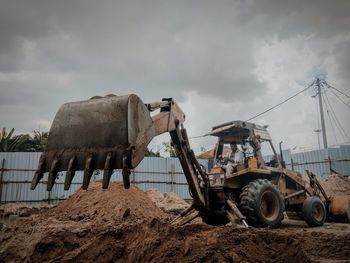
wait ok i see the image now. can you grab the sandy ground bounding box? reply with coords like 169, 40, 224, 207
0, 181, 349, 263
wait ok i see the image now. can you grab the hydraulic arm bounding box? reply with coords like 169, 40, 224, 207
31, 94, 207, 208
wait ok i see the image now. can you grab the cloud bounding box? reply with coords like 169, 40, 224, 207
1, 0, 349, 152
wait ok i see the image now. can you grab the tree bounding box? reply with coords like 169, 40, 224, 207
0, 128, 27, 152
32, 131, 49, 151
162, 141, 177, 157
0, 128, 49, 152
145, 148, 160, 157
11, 134, 33, 151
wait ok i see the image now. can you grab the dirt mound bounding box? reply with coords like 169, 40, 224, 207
1, 182, 350, 262
318, 174, 350, 196
146, 189, 190, 214
3, 219, 349, 263
50, 182, 165, 223
0, 203, 53, 219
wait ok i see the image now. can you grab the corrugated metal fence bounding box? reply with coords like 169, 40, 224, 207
1, 145, 349, 204
0, 152, 207, 204
265, 145, 350, 176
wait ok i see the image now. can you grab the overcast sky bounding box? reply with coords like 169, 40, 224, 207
1, 0, 349, 154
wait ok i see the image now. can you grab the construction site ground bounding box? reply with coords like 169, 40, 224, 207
1, 177, 349, 263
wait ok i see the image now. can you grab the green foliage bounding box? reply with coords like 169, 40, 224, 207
162, 141, 177, 157
145, 148, 160, 157
0, 128, 49, 152
32, 131, 49, 151
0, 128, 27, 152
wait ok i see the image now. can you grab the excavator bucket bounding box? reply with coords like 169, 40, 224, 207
31, 94, 157, 191
328, 195, 350, 222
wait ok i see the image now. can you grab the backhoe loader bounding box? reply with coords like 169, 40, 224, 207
31, 94, 349, 227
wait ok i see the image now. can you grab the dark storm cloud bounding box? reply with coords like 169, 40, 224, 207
0, 0, 349, 138
0, 0, 267, 103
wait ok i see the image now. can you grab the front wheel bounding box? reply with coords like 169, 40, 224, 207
240, 179, 284, 227
302, 196, 326, 227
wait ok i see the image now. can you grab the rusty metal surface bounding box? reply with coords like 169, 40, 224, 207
329, 195, 350, 222
45, 94, 154, 169
208, 120, 271, 141
151, 100, 185, 136
31, 95, 190, 192
32, 94, 157, 190
170, 127, 206, 208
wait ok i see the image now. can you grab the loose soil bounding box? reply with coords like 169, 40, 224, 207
318, 174, 350, 196
1, 181, 349, 263
145, 188, 190, 215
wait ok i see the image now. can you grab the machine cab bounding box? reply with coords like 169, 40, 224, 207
207, 120, 282, 184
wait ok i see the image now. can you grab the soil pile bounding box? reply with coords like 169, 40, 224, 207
146, 188, 189, 214
1, 182, 350, 262
318, 174, 350, 196
50, 182, 166, 223
0, 203, 50, 218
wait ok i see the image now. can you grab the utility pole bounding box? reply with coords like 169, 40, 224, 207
316, 78, 328, 149
313, 129, 321, 149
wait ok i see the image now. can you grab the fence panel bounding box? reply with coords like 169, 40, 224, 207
1, 146, 349, 204
0, 153, 207, 203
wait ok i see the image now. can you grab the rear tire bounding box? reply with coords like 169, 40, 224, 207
302, 196, 326, 227
240, 179, 284, 227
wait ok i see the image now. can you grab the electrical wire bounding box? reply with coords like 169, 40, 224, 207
329, 88, 350, 110
326, 84, 350, 99
324, 90, 349, 141
188, 134, 207, 139
323, 91, 350, 141
188, 79, 348, 142
245, 80, 315, 122
322, 92, 339, 145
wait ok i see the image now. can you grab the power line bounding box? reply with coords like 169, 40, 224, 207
245, 80, 315, 122
322, 93, 346, 143
324, 91, 350, 141
322, 92, 340, 144
326, 84, 350, 99
323, 90, 350, 141
188, 134, 206, 139
329, 88, 350, 110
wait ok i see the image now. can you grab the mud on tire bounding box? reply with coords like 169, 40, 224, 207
240, 179, 284, 227
302, 196, 326, 227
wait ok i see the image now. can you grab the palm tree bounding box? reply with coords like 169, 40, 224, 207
0, 128, 27, 152
32, 131, 49, 151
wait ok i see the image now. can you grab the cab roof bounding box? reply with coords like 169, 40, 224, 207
207, 120, 271, 142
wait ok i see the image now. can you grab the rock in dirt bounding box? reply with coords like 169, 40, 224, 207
146, 188, 189, 214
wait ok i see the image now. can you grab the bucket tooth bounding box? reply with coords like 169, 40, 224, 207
122, 167, 131, 189
102, 153, 114, 189
122, 155, 131, 189
82, 155, 94, 190
64, 156, 76, 190
47, 157, 59, 191
31, 155, 46, 190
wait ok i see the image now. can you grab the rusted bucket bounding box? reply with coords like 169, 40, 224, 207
31, 94, 156, 191
328, 195, 350, 222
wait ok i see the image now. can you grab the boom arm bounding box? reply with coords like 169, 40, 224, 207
31, 95, 207, 209
147, 98, 207, 208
